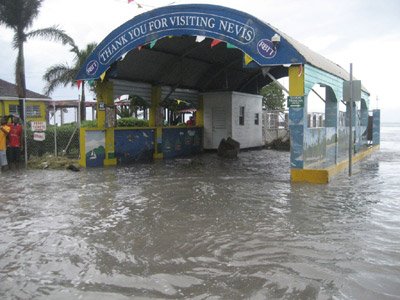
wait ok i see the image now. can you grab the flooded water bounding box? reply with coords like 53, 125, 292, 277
1, 126, 400, 300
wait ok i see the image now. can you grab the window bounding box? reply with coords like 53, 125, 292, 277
26, 105, 41, 118
254, 113, 259, 125
8, 104, 41, 118
239, 106, 245, 125
9, 104, 19, 115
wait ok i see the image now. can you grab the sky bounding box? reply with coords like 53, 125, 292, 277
0, 0, 399, 122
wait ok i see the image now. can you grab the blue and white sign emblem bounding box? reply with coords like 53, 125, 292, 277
257, 39, 277, 59
86, 60, 99, 76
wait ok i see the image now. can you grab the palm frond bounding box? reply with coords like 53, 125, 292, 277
0, 0, 43, 31
26, 25, 75, 47
43, 64, 77, 96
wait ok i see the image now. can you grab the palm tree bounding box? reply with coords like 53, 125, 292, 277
0, 0, 74, 120
43, 42, 97, 121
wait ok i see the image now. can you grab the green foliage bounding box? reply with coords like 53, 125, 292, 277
130, 95, 149, 110
0, 0, 73, 106
117, 106, 132, 118
43, 42, 97, 121
116, 95, 149, 118
81, 120, 98, 128
26, 124, 80, 158
160, 98, 193, 112
260, 82, 286, 111
117, 117, 149, 127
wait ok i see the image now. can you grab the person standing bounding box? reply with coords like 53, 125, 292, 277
7, 116, 23, 170
0, 117, 11, 173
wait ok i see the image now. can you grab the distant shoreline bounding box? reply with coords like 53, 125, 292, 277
382, 123, 400, 127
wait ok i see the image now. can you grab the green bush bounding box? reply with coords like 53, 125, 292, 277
81, 120, 98, 128
26, 124, 80, 158
117, 117, 149, 127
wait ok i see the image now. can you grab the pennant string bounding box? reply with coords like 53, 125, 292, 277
195, 36, 206, 43
210, 39, 222, 48
149, 40, 157, 49
100, 71, 106, 82
244, 53, 254, 65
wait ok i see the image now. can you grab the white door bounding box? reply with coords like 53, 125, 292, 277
212, 107, 227, 148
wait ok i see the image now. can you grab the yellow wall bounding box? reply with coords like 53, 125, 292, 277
0, 100, 46, 122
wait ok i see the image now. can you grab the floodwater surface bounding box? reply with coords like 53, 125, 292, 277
0, 127, 400, 299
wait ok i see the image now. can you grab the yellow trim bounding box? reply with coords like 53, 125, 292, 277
153, 126, 164, 159
96, 80, 114, 129
104, 128, 117, 166
196, 96, 204, 127
291, 145, 380, 184
79, 128, 86, 167
149, 85, 161, 127
104, 158, 117, 166
93, 80, 116, 166
154, 153, 164, 159
289, 65, 304, 96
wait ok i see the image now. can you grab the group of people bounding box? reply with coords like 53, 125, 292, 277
0, 115, 23, 172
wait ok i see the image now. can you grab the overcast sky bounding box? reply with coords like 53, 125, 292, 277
0, 0, 399, 122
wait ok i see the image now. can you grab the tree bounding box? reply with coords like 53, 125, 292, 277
0, 0, 74, 120
43, 42, 97, 121
116, 95, 149, 118
260, 82, 286, 111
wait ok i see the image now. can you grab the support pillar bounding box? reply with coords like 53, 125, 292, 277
195, 96, 204, 127
325, 87, 338, 163
97, 80, 116, 166
289, 65, 306, 171
372, 109, 380, 145
150, 86, 164, 159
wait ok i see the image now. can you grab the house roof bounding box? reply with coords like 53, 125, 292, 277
0, 78, 50, 99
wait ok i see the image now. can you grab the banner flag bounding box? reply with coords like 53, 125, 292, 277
195, 36, 206, 43
244, 53, 254, 65
77, 80, 82, 90
100, 71, 106, 82
210, 39, 222, 48
227, 43, 237, 49
150, 40, 157, 49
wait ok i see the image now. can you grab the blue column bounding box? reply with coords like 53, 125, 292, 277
372, 109, 380, 145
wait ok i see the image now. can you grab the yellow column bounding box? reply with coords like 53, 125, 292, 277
289, 65, 305, 97
79, 127, 86, 167
96, 80, 117, 166
195, 96, 204, 127
150, 85, 164, 159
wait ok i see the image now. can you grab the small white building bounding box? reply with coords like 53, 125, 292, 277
203, 91, 263, 149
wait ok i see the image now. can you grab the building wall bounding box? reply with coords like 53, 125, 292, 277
203, 92, 232, 149
231, 92, 263, 149
0, 100, 47, 122
203, 91, 262, 149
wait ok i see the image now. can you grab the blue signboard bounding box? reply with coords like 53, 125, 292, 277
77, 4, 304, 80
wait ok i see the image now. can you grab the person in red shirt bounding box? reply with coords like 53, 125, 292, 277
186, 116, 195, 126
7, 115, 23, 170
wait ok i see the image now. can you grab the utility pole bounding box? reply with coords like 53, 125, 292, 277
348, 63, 353, 176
